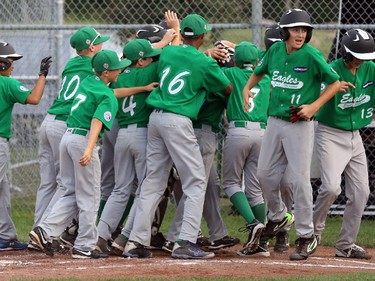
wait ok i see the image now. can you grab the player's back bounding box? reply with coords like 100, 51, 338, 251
147, 44, 229, 119
48, 55, 93, 116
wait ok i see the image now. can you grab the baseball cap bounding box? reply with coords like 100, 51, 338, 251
70, 27, 110, 51
92, 49, 131, 72
180, 14, 212, 37
122, 39, 162, 61
234, 42, 259, 67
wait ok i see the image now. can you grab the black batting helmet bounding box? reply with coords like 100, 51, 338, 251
341, 29, 375, 62
264, 24, 282, 50
158, 20, 169, 30
136, 24, 167, 44
0, 41, 23, 71
279, 9, 313, 43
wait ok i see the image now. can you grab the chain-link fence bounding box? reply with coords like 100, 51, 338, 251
1, 0, 375, 218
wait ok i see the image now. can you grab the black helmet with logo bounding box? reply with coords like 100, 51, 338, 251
0, 41, 23, 71
136, 24, 167, 44
264, 24, 282, 50
279, 9, 313, 43
341, 29, 375, 62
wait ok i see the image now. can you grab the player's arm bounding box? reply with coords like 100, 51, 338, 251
242, 72, 265, 111
153, 29, 178, 48
80, 118, 102, 167
297, 80, 341, 120
153, 10, 180, 48
114, 82, 159, 98
26, 56, 52, 105
165, 10, 180, 46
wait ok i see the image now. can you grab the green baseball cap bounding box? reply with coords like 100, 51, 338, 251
92, 49, 131, 72
234, 42, 259, 67
180, 14, 212, 37
70, 27, 110, 51
122, 39, 162, 61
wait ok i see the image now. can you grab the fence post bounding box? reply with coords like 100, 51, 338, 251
252, 0, 263, 48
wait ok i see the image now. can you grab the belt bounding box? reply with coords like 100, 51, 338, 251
122, 123, 148, 129
232, 121, 266, 129
66, 128, 89, 136
54, 115, 68, 122
193, 123, 216, 133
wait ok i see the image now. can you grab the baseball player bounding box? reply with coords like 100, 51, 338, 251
163, 90, 240, 252
29, 50, 132, 259
95, 39, 161, 253
0, 41, 51, 251
313, 29, 375, 259
31, 27, 110, 250
242, 9, 341, 260
106, 13, 181, 255
264, 23, 292, 253
123, 13, 232, 259
221, 42, 269, 256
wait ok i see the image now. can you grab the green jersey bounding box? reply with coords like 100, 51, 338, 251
48, 56, 94, 117
146, 44, 230, 120
255, 41, 339, 119
193, 92, 227, 132
0, 76, 31, 139
224, 66, 270, 123
67, 75, 118, 137
111, 62, 158, 128
317, 59, 375, 130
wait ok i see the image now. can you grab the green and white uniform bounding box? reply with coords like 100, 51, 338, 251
97, 63, 158, 241
313, 59, 375, 250
34, 56, 94, 229
0, 76, 31, 240
128, 44, 230, 246
255, 41, 339, 238
40, 75, 118, 252
223, 66, 270, 206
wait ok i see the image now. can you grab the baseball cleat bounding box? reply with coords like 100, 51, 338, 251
335, 245, 372, 260
289, 235, 318, 260
29, 226, 54, 257
208, 235, 241, 250
171, 240, 215, 259
262, 212, 294, 241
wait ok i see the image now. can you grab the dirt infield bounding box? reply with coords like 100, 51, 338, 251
1, 245, 374, 280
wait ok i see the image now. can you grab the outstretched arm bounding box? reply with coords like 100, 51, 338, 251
114, 82, 159, 98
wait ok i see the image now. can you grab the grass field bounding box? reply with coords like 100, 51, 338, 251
12, 198, 375, 249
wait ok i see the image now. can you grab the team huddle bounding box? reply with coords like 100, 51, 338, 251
0, 9, 373, 261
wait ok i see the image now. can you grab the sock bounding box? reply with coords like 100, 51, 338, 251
230, 192, 255, 223
252, 203, 266, 224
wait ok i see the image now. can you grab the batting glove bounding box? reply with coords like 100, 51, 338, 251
39, 56, 52, 77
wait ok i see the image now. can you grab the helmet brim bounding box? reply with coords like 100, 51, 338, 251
0, 54, 23, 60
279, 23, 313, 29
344, 46, 375, 60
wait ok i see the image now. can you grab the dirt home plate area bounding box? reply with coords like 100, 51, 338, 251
1, 246, 374, 280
